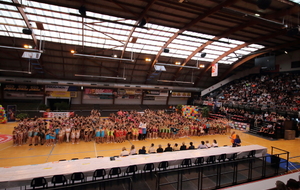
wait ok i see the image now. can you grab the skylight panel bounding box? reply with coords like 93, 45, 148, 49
167, 44, 195, 51
249, 44, 265, 49
235, 50, 251, 55
203, 49, 224, 55
199, 58, 214, 62
183, 31, 215, 39
219, 60, 233, 64
211, 41, 237, 48
241, 47, 259, 52
177, 35, 208, 44
206, 45, 230, 52
0, 4, 18, 11
289, 0, 300, 5
0, 31, 9, 36
205, 54, 219, 59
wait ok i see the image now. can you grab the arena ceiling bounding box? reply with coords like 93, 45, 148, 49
0, 0, 300, 90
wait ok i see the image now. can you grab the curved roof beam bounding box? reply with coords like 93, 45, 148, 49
193, 29, 286, 86
178, 5, 300, 84
220, 39, 300, 80
144, 0, 239, 83
13, 0, 38, 47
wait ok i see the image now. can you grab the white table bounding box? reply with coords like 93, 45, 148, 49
0, 145, 267, 189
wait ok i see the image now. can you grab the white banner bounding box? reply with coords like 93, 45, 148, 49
211, 63, 218, 77
45, 85, 69, 91
43, 112, 74, 118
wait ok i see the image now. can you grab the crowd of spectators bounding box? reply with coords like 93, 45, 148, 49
206, 72, 300, 112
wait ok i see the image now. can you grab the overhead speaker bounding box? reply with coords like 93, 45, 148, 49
139, 18, 147, 27
79, 6, 86, 16
257, 0, 272, 10
201, 52, 206, 58
163, 48, 169, 53
22, 28, 32, 35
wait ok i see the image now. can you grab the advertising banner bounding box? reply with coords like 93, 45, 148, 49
4, 84, 42, 92
211, 63, 218, 77
43, 112, 75, 118
84, 88, 113, 95
171, 92, 191, 97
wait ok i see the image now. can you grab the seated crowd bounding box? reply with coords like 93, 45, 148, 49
214, 73, 299, 111
12, 109, 231, 146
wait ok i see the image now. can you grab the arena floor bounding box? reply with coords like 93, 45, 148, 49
0, 121, 300, 167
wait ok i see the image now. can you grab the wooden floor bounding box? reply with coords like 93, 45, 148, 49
0, 121, 300, 168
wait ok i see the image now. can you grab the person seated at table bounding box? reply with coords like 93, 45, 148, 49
286, 178, 299, 190
164, 143, 173, 152
205, 140, 211, 148
212, 139, 218, 147
157, 144, 164, 153
198, 141, 208, 149
138, 146, 147, 154
148, 143, 156, 153
173, 143, 180, 151
129, 145, 137, 155
180, 142, 187, 150
275, 180, 287, 190
120, 147, 129, 156
188, 142, 195, 149
233, 135, 241, 147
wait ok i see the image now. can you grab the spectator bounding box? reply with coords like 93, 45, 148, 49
233, 135, 241, 147
129, 145, 137, 155
120, 147, 129, 156
173, 143, 180, 151
157, 144, 164, 153
138, 146, 147, 154
148, 143, 156, 153
212, 139, 218, 147
164, 143, 173, 152
206, 140, 211, 148
275, 180, 287, 190
198, 141, 207, 149
188, 142, 195, 149
286, 178, 299, 190
180, 142, 187, 150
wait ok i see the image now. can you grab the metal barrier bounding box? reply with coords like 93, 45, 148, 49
155, 154, 289, 190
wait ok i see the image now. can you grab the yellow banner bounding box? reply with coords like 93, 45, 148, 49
50, 91, 71, 97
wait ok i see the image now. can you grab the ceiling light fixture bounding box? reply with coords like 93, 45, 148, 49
156, 62, 200, 69
145, 58, 151, 62
24, 44, 32, 49
199, 64, 205, 68
157, 80, 194, 84
175, 61, 181, 65
75, 74, 126, 80
73, 53, 135, 62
